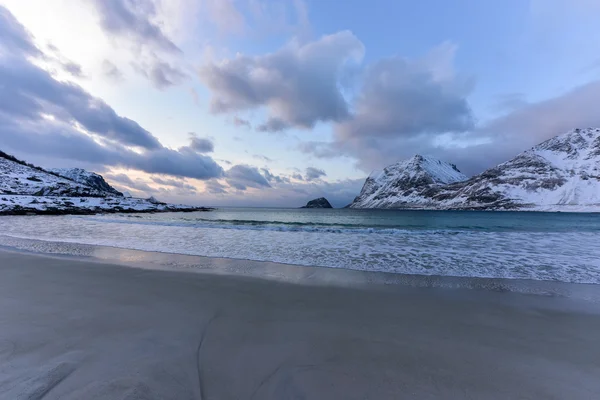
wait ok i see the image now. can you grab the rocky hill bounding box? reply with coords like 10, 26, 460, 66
350, 128, 600, 212
49, 168, 123, 196
0, 151, 209, 215
301, 197, 333, 208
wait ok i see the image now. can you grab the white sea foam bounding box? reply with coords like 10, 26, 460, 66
1, 211, 600, 284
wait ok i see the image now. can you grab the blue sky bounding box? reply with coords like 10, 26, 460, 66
1, 0, 600, 207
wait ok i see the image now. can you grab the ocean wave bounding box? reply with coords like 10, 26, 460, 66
73, 215, 472, 235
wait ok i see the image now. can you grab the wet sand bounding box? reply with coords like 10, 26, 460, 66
1, 249, 600, 399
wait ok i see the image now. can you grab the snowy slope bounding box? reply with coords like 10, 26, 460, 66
0, 154, 108, 197
0, 195, 204, 215
433, 128, 600, 210
49, 168, 123, 196
0, 151, 210, 215
350, 128, 600, 211
350, 155, 467, 208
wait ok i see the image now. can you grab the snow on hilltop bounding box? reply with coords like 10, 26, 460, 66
434, 127, 600, 211
0, 151, 210, 215
49, 168, 123, 196
0, 153, 108, 197
350, 155, 467, 209
350, 128, 600, 212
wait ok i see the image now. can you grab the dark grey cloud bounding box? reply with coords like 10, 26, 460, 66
305, 167, 326, 181
102, 60, 124, 82
225, 165, 271, 190
188, 134, 214, 153
0, 6, 223, 181
291, 173, 304, 181
0, 59, 162, 149
89, 0, 180, 53
199, 31, 364, 131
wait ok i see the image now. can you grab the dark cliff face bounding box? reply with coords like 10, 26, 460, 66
301, 197, 333, 208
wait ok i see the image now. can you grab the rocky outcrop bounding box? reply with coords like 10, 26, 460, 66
50, 168, 123, 196
301, 197, 333, 208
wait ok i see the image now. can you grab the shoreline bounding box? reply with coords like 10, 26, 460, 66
2, 235, 600, 302
1, 249, 600, 399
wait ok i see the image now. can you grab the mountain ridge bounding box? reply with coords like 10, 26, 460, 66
350, 128, 600, 211
0, 151, 210, 215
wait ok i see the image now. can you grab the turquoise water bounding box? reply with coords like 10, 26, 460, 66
1, 208, 600, 283
146, 208, 600, 232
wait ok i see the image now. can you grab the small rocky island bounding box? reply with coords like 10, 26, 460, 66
301, 197, 333, 209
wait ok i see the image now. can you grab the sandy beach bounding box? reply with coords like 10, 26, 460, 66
1, 249, 600, 399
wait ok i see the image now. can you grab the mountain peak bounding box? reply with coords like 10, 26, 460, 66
351, 155, 467, 209
351, 127, 600, 211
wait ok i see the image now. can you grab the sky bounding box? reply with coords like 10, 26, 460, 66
1, 0, 600, 207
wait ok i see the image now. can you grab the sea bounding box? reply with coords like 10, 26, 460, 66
1, 208, 600, 284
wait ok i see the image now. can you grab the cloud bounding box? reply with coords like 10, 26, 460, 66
131, 58, 188, 89
61, 60, 85, 78
232, 116, 252, 129
188, 133, 215, 153
102, 59, 124, 82
199, 30, 364, 131
299, 43, 475, 173
335, 44, 473, 143
0, 6, 223, 181
1, 59, 161, 152
492, 93, 528, 113
89, 1, 188, 89
151, 176, 197, 192
105, 173, 157, 193
204, 180, 228, 195
305, 167, 326, 181
89, 0, 180, 53
297, 141, 339, 158
256, 118, 290, 132
204, 0, 245, 35
0, 6, 42, 58
225, 164, 271, 190
261, 168, 289, 184
253, 154, 273, 162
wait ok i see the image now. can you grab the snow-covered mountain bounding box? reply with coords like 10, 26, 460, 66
0, 151, 209, 215
0, 153, 109, 197
350, 155, 467, 208
49, 168, 123, 196
350, 128, 600, 211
